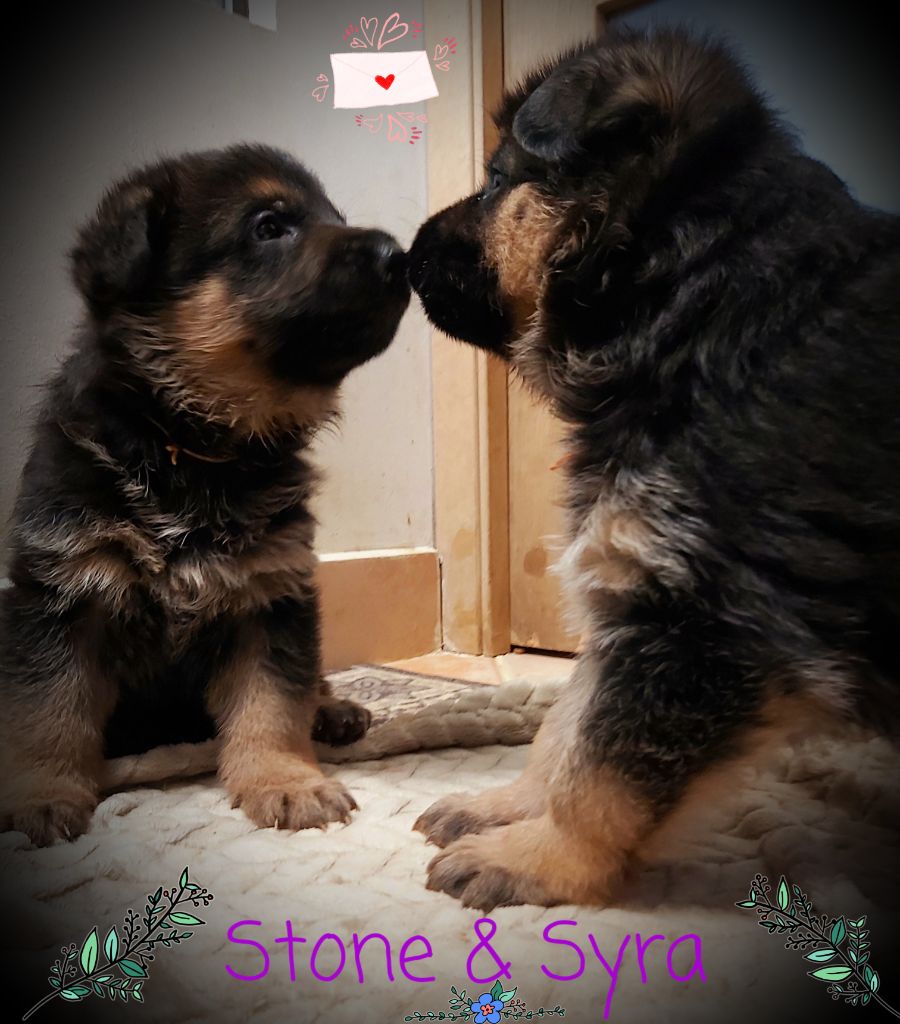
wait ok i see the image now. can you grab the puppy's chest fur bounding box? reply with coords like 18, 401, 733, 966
556, 467, 700, 623
45, 455, 320, 631
148, 502, 317, 621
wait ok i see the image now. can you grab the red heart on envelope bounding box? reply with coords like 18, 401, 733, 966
375, 74, 395, 90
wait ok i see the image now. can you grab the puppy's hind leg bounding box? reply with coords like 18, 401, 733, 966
0, 596, 116, 846
424, 604, 774, 910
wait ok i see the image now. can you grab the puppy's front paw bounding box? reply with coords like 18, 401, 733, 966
424, 817, 620, 911
312, 697, 372, 747
414, 793, 499, 847
228, 761, 358, 831
0, 778, 97, 847
426, 833, 555, 911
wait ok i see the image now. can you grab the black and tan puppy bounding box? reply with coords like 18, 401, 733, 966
0, 144, 408, 845
410, 29, 900, 909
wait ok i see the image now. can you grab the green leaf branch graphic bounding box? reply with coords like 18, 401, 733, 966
22, 866, 214, 1020
736, 873, 898, 1017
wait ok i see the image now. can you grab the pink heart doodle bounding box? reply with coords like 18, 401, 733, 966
434, 44, 449, 61
377, 12, 408, 49
316, 74, 328, 82
359, 16, 378, 48
312, 85, 329, 102
350, 37, 367, 48
386, 114, 408, 143
358, 112, 384, 133
435, 60, 450, 71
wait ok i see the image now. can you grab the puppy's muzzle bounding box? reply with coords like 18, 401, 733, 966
343, 228, 408, 294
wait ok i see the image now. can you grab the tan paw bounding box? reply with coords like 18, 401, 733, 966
424, 816, 622, 911
414, 793, 510, 848
0, 779, 97, 847
426, 832, 557, 911
229, 766, 358, 831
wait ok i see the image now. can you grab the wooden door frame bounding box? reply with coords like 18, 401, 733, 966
424, 0, 509, 656
595, 0, 653, 32
425, 0, 651, 655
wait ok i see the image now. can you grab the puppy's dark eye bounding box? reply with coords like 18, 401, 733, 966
252, 210, 287, 241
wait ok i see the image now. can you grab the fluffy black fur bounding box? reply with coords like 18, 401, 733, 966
0, 144, 408, 845
410, 29, 900, 907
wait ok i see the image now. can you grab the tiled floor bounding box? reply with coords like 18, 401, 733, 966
385, 649, 576, 685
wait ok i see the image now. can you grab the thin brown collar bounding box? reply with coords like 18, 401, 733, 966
163, 443, 237, 467
143, 414, 238, 467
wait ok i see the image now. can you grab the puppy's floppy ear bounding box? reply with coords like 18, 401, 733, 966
512, 54, 658, 164
71, 168, 172, 311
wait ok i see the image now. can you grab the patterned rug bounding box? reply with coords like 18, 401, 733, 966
2, 666, 898, 1024
103, 665, 562, 789
327, 664, 488, 722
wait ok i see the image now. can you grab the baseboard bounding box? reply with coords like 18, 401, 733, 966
317, 547, 441, 671
1, 548, 442, 672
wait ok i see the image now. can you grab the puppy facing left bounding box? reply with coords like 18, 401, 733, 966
0, 143, 409, 845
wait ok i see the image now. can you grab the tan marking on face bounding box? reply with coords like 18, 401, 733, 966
248, 177, 292, 201
122, 275, 338, 438
483, 184, 562, 325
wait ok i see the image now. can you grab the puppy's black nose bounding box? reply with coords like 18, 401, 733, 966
346, 229, 405, 282
386, 249, 409, 288
370, 231, 407, 287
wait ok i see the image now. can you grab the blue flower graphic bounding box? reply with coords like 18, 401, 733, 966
469, 992, 502, 1023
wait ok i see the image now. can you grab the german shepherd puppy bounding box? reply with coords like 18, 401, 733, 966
410, 30, 900, 909
0, 144, 409, 845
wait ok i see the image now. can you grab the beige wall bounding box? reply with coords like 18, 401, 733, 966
0, 0, 434, 566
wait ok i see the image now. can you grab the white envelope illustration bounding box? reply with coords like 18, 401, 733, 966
329, 50, 439, 109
